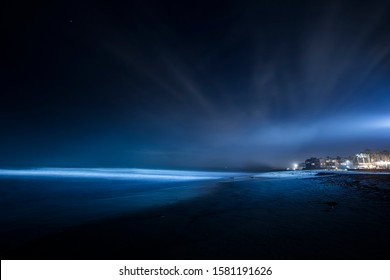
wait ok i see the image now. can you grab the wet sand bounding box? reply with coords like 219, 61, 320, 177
4, 172, 390, 259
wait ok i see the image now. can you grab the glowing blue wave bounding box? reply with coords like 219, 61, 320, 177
0, 168, 242, 181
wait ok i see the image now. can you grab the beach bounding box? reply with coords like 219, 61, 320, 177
1, 169, 390, 259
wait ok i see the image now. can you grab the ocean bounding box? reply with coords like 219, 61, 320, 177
0, 168, 246, 253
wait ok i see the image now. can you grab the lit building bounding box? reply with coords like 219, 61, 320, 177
324, 157, 340, 169
305, 157, 321, 169
302, 150, 390, 170
339, 158, 353, 170
353, 151, 390, 169
304, 157, 342, 170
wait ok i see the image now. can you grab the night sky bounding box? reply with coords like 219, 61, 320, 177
2, 0, 390, 170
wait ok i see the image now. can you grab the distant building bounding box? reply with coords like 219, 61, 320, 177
324, 157, 340, 169
354, 153, 372, 169
339, 158, 353, 170
305, 157, 321, 169
302, 150, 390, 171
354, 151, 390, 169
304, 157, 343, 170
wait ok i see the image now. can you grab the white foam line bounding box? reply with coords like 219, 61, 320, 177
0, 168, 243, 181
257, 170, 322, 179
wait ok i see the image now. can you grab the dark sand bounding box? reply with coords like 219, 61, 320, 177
3, 173, 390, 259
